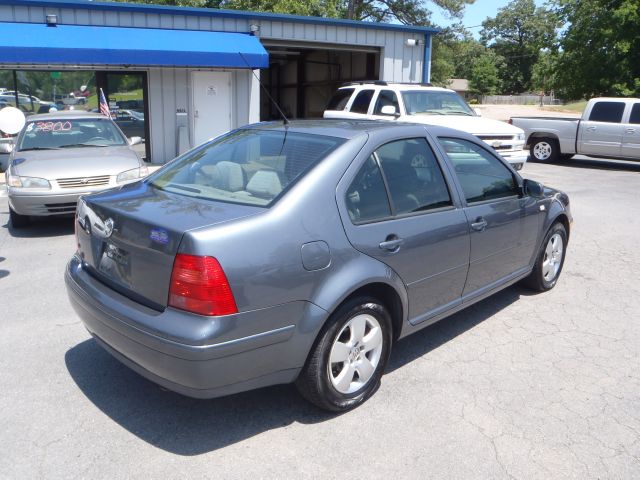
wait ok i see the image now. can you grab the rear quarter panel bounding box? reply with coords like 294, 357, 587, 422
511, 117, 579, 154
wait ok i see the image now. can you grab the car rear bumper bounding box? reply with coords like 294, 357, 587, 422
65, 256, 327, 399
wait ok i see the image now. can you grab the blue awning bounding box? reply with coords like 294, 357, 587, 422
0, 22, 268, 68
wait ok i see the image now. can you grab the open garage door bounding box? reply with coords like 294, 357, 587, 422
261, 41, 380, 120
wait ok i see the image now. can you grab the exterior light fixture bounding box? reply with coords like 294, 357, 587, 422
45, 14, 57, 26
249, 23, 260, 36
405, 38, 423, 47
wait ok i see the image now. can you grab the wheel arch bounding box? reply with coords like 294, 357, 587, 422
527, 132, 560, 148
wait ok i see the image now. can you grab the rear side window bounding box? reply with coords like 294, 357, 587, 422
150, 129, 345, 207
346, 156, 391, 223
376, 138, 452, 214
346, 138, 452, 223
326, 88, 354, 111
588, 102, 625, 123
629, 104, 640, 124
373, 90, 400, 115
438, 137, 518, 204
350, 90, 375, 114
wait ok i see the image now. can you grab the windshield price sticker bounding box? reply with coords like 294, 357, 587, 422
32, 121, 73, 132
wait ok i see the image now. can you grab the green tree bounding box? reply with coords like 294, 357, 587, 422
553, 0, 640, 99
430, 23, 486, 86
480, 0, 559, 94
530, 50, 558, 94
468, 51, 501, 95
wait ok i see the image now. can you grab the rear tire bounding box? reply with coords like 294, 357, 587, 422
530, 138, 560, 163
524, 222, 567, 291
9, 207, 29, 228
295, 296, 392, 412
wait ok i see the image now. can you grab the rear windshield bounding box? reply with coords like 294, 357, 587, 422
149, 129, 346, 207
18, 118, 127, 151
326, 88, 354, 111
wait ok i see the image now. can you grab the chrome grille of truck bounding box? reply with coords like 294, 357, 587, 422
57, 175, 111, 189
477, 135, 517, 151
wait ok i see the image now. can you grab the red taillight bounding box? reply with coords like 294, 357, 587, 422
168, 254, 238, 316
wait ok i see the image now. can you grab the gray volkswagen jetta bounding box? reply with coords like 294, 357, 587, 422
65, 120, 571, 411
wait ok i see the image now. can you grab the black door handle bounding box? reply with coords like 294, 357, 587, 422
470, 217, 488, 232
379, 237, 404, 251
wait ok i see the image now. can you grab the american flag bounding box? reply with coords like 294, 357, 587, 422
99, 88, 111, 117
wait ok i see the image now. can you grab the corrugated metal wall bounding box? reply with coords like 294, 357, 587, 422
0, 3, 427, 163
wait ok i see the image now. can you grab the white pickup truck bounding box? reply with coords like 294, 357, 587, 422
510, 97, 640, 162
324, 82, 529, 170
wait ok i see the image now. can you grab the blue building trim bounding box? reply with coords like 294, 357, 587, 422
422, 33, 432, 83
0, 0, 439, 35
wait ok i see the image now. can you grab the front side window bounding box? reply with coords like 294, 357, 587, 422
18, 118, 127, 150
588, 102, 625, 123
438, 137, 519, 204
150, 129, 345, 207
350, 90, 375, 114
373, 90, 400, 115
401, 90, 475, 116
326, 88, 354, 111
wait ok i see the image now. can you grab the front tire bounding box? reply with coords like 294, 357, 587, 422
295, 296, 393, 412
524, 222, 567, 291
9, 207, 29, 228
530, 138, 560, 163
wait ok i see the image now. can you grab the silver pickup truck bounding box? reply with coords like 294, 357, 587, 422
511, 97, 640, 162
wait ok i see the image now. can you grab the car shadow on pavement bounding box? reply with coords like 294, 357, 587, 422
387, 285, 523, 374
2, 215, 74, 238
65, 284, 525, 456
530, 156, 640, 173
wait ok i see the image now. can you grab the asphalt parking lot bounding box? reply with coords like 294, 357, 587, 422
0, 157, 639, 479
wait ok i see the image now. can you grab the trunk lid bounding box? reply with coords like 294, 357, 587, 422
76, 181, 263, 310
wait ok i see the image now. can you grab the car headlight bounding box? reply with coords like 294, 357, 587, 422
117, 166, 147, 184
7, 172, 51, 189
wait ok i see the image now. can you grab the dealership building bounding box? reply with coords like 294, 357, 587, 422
0, 0, 436, 164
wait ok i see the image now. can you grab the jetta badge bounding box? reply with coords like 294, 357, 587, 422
103, 218, 115, 238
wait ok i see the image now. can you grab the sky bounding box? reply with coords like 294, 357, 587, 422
430, 0, 544, 35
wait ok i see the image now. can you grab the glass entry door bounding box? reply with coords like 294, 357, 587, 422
97, 72, 150, 161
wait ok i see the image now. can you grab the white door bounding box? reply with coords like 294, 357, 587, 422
192, 71, 232, 146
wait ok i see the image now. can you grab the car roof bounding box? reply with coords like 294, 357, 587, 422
338, 83, 455, 93
243, 119, 474, 141
25, 111, 110, 121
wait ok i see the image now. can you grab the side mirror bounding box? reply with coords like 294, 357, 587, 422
523, 178, 544, 198
0, 142, 14, 154
380, 105, 399, 117
128, 136, 142, 146
474, 108, 482, 117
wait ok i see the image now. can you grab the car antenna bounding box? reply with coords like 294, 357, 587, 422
238, 52, 289, 126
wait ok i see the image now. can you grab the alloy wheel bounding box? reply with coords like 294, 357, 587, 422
542, 233, 564, 281
328, 313, 384, 394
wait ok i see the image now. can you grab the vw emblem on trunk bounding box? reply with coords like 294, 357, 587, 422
103, 218, 115, 238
